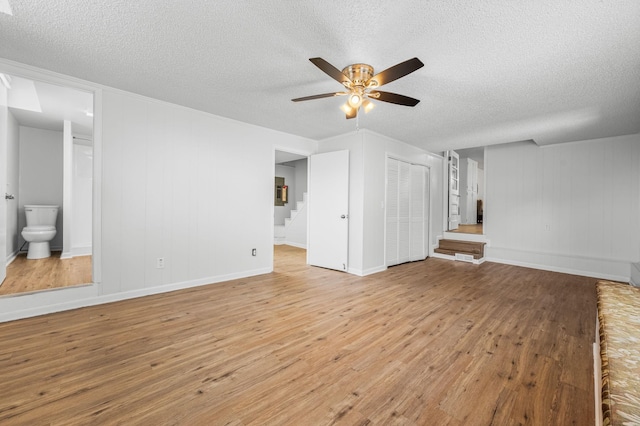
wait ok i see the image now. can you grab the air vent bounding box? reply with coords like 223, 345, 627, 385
455, 253, 474, 263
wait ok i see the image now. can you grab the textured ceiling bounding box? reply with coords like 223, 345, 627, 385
1, 0, 639, 153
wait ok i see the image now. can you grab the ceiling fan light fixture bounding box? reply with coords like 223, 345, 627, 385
340, 103, 355, 115
362, 99, 375, 113
348, 93, 362, 108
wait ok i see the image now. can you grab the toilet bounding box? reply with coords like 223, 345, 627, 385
21, 205, 59, 260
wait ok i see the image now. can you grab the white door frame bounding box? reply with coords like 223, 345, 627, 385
272, 146, 312, 266
0, 59, 102, 286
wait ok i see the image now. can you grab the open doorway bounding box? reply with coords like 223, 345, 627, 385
448, 147, 485, 236
273, 150, 308, 270
0, 72, 94, 296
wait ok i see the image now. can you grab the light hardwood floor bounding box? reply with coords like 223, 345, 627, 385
450, 224, 483, 235
0, 253, 92, 296
0, 245, 597, 425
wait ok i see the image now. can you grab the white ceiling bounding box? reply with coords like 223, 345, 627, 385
1, 1, 639, 153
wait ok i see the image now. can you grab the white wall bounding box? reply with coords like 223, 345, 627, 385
485, 135, 640, 281
0, 84, 6, 275
317, 130, 444, 276
478, 167, 485, 201
99, 90, 316, 296
0, 72, 317, 321
18, 126, 63, 250
6, 110, 19, 259
71, 142, 92, 255
294, 158, 308, 203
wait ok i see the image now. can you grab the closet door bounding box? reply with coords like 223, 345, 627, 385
386, 159, 429, 267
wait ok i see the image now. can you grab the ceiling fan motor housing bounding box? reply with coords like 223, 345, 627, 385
341, 64, 375, 88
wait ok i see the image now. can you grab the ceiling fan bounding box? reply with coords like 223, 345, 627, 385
292, 57, 424, 119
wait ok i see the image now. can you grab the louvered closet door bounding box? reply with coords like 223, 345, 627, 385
386, 159, 429, 267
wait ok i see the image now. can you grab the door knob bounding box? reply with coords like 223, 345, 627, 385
340, 214, 348, 219
5, 193, 15, 200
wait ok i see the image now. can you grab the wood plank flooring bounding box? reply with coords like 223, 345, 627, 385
0, 245, 598, 425
450, 224, 483, 235
0, 253, 92, 296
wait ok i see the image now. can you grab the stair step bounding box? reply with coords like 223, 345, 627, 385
435, 239, 485, 259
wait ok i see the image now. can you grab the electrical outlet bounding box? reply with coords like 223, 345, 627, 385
252, 248, 257, 256
156, 257, 165, 269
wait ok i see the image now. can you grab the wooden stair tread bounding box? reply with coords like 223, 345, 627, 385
435, 239, 486, 259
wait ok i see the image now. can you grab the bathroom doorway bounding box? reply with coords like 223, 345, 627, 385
0, 70, 95, 296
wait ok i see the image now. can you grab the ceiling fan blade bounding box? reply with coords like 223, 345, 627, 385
309, 58, 352, 86
370, 91, 420, 107
368, 57, 424, 87
291, 92, 346, 102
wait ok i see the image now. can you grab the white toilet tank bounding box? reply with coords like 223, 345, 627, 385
24, 205, 59, 227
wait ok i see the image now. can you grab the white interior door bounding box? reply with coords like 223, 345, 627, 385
307, 150, 349, 271
0, 84, 8, 285
447, 150, 460, 230
386, 159, 429, 266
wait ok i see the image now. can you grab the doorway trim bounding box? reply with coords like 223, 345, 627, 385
0, 59, 103, 286
272, 146, 313, 270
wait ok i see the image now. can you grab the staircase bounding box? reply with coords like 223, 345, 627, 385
434, 240, 485, 261
433, 232, 487, 264
274, 193, 307, 248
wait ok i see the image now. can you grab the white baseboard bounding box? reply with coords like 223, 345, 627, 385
631, 262, 640, 287
486, 246, 630, 282
283, 241, 307, 249
432, 252, 485, 265
348, 264, 387, 277
72, 246, 92, 257
0, 267, 272, 323
6, 250, 18, 265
